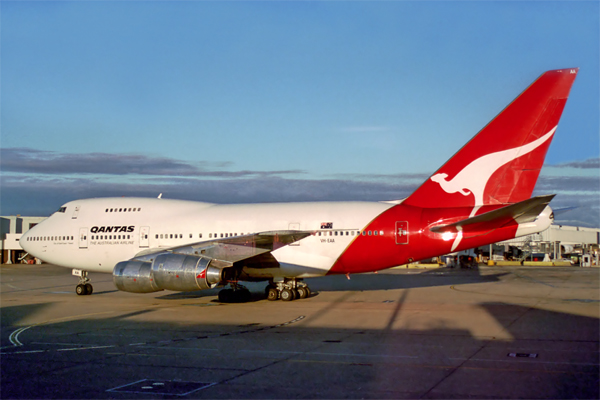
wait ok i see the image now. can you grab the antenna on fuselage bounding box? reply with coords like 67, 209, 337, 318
158, 193, 163, 199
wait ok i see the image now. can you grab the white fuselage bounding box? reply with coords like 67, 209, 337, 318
20, 197, 393, 277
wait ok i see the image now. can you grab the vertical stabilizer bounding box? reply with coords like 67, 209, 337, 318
403, 69, 578, 214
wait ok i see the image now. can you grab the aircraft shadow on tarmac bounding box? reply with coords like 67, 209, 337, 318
156, 267, 508, 301
0, 300, 597, 399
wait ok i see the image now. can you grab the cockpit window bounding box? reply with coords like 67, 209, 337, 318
56, 207, 67, 213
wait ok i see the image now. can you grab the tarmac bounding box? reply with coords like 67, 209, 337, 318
1, 263, 598, 399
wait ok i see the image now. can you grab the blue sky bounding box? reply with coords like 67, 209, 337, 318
1, 1, 599, 227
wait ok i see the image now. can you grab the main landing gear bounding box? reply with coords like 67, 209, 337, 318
266, 278, 311, 302
218, 282, 251, 303
73, 269, 93, 296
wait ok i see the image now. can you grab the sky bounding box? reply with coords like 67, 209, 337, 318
1, 1, 599, 227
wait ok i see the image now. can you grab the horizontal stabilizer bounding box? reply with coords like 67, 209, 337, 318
430, 194, 555, 234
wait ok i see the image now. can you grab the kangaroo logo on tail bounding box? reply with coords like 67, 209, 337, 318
431, 126, 556, 217
431, 126, 557, 250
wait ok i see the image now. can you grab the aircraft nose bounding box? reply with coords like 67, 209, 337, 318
19, 230, 32, 252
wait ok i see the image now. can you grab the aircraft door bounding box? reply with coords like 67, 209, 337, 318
395, 221, 409, 245
139, 226, 150, 248
72, 206, 80, 219
79, 227, 88, 249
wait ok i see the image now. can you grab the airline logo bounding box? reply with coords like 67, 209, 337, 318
430, 126, 557, 218
91, 226, 135, 233
197, 269, 206, 279
321, 222, 333, 229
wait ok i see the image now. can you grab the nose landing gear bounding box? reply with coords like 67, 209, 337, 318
73, 269, 93, 296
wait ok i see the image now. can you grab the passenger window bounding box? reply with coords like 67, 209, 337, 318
128, 208, 132, 212
138, 208, 141, 211
368, 231, 372, 236
105, 209, 108, 212
374, 231, 378, 236
170, 234, 173, 239
209, 233, 212, 238
199, 233, 202, 238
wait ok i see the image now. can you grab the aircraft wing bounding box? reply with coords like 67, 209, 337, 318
132, 230, 314, 267
429, 194, 555, 235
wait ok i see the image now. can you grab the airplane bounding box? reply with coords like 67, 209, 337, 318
20, 68, 579, 302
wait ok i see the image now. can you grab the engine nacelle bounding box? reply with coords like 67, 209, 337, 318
113, 254, 224, 293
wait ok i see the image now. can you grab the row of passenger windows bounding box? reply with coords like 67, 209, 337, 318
318, 230, 384, 236
152, 230, 384, 240
105, 207, 142, 213
155, 233, 202, 239
153, 233, 243, 240
26, 236, 73, 242
91, 235, 131, 240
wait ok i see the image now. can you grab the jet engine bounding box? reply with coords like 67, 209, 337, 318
113, 254, 223, 293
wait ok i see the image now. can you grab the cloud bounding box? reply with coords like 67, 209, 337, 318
2, 152, 597, 228
0, 174, 419, 216
549, 157, 600, 169
0, 148, 304, 178
534, 175, 600, 193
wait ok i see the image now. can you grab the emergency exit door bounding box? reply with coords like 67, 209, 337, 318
395, 221, 409, 245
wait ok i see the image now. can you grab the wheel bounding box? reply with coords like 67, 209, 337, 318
267, 288, 279, 301
280, 289, 294, 301
265, 284, 276, 296
76, 284, 86, 296
304, 287, 311, 298
85, 283, 93, 295
297, 287, 308, 299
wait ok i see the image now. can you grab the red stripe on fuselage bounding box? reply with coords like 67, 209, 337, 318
328, 203, 519, 274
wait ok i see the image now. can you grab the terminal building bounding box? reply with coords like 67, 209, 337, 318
1, 215, 46, 264
2, 215, 599, 266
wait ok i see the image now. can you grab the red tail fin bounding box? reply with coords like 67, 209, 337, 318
403, 69, 578, 213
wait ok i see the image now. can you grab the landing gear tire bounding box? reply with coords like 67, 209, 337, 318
267, 288, 279, 301
76, 284, 86, 296
265, 284, 276, 296
280, 289, 294, 301
297, 287, 308, 299
85, 283, 93, 295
